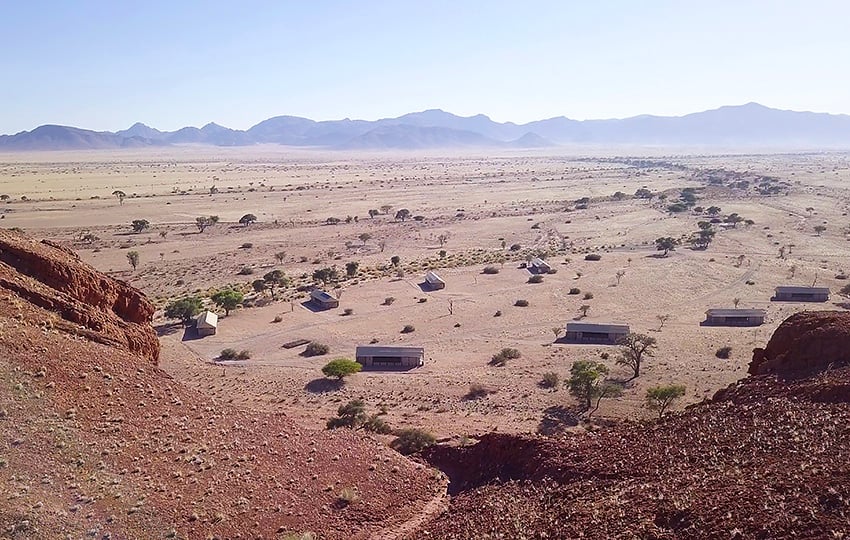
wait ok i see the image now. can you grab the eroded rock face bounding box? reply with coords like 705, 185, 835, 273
0, 229, 159, 363
748, 311, 850, 378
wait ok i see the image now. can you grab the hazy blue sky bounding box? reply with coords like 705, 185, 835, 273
2, 1, 849, 133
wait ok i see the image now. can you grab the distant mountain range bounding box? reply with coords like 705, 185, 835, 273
3, 103, 850, 151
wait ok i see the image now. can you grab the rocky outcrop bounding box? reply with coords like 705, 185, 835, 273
0, 229, 159, 363
749, 310, 850, 378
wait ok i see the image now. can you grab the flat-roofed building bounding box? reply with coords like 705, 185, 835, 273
310, 289, 339, 309
195, 310, 218, 336
704, 308, 766, 326
355, 345, 424, 369
773, 286, 829, 302
424, 270, 446, 290
564, 322, 630, 344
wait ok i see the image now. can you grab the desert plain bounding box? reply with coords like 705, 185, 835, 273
2, 146, 848, 439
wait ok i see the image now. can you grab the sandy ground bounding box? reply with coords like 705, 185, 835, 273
3, 147, 849, 438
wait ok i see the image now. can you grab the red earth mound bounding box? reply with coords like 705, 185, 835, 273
0, 230, 443, 539
414, 312, 850, 539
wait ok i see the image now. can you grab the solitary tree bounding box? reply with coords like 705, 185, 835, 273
263, 270, 289, 299
112, 190, 126, 205
380, 204, 393, 215
131, 219, 150, 233
395, 208, 411, 222
164, 296, 203, 325
321, 358, 362, 381
656, 314, 670, 331
126, 250, 140, 270
368, 209, 380, 218
655, 237, 680, 257
390, 255, 400, 267
706, 206, 722, 216
0, 194, 9, 201
239, 214, 258, 226
313, 266, 340, 285
196, 215, 219, 232
274, 251, 286, 264
616, 333, 657, 379
252, 279, 267, 295
437, 233, 450, 247
358, 233, 372, 245
814, 224, 827, 236
568, 360, 609, 411
589, 381, 623, 417
211, 289, 244, 316
724, 213, 744, 228
345, 261, 359, 277
733, 297, 741, 309
615, 270, 626, 285
578, 304, 591, 318
645, 384, 686, 419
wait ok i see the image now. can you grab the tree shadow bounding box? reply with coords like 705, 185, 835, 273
155, 322, 182, 337
304, 378, 343, 393
537, 405, 581, 436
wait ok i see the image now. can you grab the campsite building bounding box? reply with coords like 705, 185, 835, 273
773, 286, 829, 302
310, 289, 339, 309
355, 345, 424, 369
564, 322, 630, 344
195, 311, 218, 337
424, 270, 446, 290
704, 308, 766, 327
529, 257, 552, 274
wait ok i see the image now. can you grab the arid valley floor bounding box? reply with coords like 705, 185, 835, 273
3, 147, 849, 439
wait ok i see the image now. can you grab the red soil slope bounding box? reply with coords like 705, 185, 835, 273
0, 230, 443, 539
415, 312, 850, 539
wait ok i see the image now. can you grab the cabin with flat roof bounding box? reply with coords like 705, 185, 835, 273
424, 270, 446, 290
310, 289, 339, 309
195, 310, 218, 337
355, 345, 424, 369
564, 322, 630, 344
773, 286, 829, 302
529, 257, 552, 274
704, 308, 766, 327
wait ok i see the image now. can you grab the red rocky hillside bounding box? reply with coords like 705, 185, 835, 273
413, 311, 850, 539
0, 230, 443, 539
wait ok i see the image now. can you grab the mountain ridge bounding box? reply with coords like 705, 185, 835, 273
3, 103, 850, 150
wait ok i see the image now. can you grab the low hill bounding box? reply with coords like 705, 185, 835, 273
415, 311, 850, 538
0, 125, 157, 151
0, 230, 442, 539
338, 125, 501, 150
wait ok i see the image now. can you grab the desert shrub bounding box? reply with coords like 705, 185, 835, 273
418, 298, 427, 303
600, 352, 610, 360
465, 383, 492, 400
391, 428, 436, 455
583, 292, 594, 300
715, 346, 732, 359
494, 310, 502, 317
326, 399, 367, 429
303, 342, 330, 357
528, 274, 544, 284
401, 324, 415, 334
509, 243, 521, 251
514, 299, 529, 307
272, 315, 283, 323
236, 350, 251, 360
540, 372, 560, 389
490, 347, 521, 366
383, 296, 396, 305
240, 242, 253, 249
585, 253, 602, 261
337, 487, 359, 506
569, 287, 580, 295
342, 308, 354, 316
219, 348, 237, 360
547, 268, 558, 274
238, 266, 254, 275
363, 414, 393, 434
482, 265, 500, 274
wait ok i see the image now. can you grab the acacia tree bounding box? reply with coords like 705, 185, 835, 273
126, 250, 140, 270
656, 314, 670, 331
380, 204, 393, 215
814, 225, 827, 236
196, 215, 219, 232
274, 251, 286, 264
164, 296, 203, 325
321, 358, 362, 381
358, 233, 372, 245
131, 219, 150, 233
395, 208, 411, 222
655, 237, 680, 257
263, 270, 289, 299
437, 233, 450, 247
645, 384, 686, 418
112, 190, 126, 205
326, 399, 367, 429
616, 333, 657, 379
615, 270, 626, 285
368, 209, 380, 218
568, 360, 610, 411
211, 289, 244, 316
239, 214, 258, 226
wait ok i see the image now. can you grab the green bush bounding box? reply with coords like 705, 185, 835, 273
219, 348, 237, 360
490, 347, 521, 366
540, 372, 560, 389
390, 428, 436, 455
514, 299, 529, 307
321, 358, 362, 380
